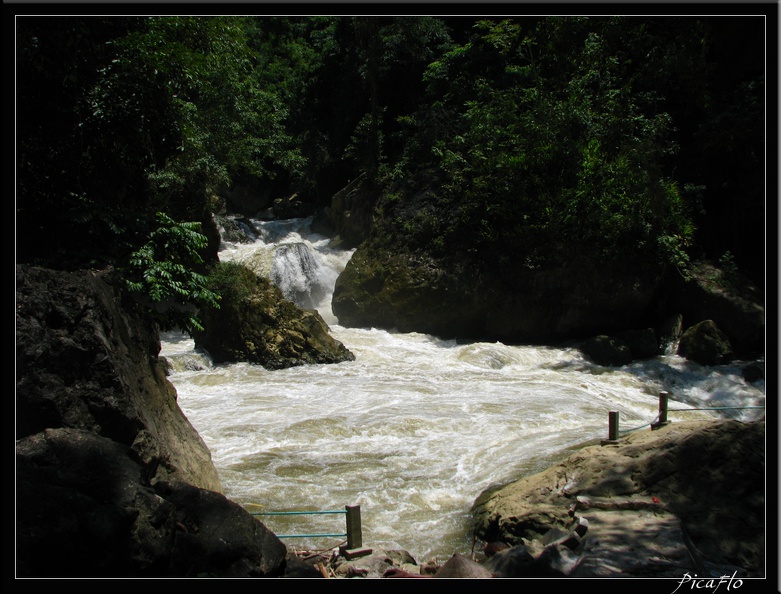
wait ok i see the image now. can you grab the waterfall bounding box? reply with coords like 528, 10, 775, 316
270, 242, 326, 311
160, 216, 766, 563
216, 215, 353, 324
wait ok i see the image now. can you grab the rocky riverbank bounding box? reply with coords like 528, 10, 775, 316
281, 418, 766, 579
16, 265, 290, 578
15, 264, 768, 581
470, 417, 766, 578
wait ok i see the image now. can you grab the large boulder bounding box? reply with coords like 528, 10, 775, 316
193, 262, 355, 369
677, 319, 735, 365
658, 261, 764, 358
329, 166, 674, 343
471, 419, 765, 577
16, 428, 287, 578
579, 329, 660, 366
15, 265, 221, 491
332, 245, 663, 343
613, 328, 660, 359
213, 214, 261, 244
271, 192, 316, 219
579, 335, 633, 366
15, 265, 290, 577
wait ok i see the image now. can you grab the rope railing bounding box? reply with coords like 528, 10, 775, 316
250, 505, 365, 551
617, 417, 658, 434
601, 391, 765, 445
667, 406, 766, 412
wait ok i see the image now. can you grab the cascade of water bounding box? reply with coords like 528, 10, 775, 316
218, 216, 352, 323
270, 242, 326, 311
160, 217, 766, 563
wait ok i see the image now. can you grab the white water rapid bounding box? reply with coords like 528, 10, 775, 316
160, 216, 766, 564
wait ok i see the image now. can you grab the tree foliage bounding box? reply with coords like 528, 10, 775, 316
125, 212, 220, 335
16, 14, 768, 324
389, 17, 702, 275
16, 17, 154, 269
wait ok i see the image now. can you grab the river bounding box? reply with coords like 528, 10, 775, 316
159, 216, 765, 564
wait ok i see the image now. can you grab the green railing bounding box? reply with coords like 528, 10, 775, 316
602, 390, 765, 444
250, 504, 364, 550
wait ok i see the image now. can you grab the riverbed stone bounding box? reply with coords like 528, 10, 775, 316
193, 262, 355, 369
471, 418, 765, 577
579, 334, 633, 366
677, 319, 735, 365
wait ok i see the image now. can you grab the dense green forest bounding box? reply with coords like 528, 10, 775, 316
15, 15, 768, 334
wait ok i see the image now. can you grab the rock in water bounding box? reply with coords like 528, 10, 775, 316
194, 262, 354, 368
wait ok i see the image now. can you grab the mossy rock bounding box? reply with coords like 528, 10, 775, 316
194, 262, 354, 369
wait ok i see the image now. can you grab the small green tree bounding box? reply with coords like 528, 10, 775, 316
125, 212, 220, 334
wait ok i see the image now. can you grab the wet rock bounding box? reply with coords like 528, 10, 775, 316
614, 328, 659, 359
433, 553, 494, 578
214, 214, 261, 244
16, 428, 287, 578
194, 262, 354, 369
334, 549, 418, 578
579, 335, 633, 366
657, 313, 684, 353
742, 362, 764, 384
273, 193, 316, 219
677, 319, 734, 365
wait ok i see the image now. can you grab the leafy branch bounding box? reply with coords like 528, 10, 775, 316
125, 212, 220, 334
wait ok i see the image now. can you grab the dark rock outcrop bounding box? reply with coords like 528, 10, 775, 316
15, 265, 289, 577
333, 245, 764, 362
579, 335, 633, 366
658, 261, 764, 358
332, 246, 664, 344
579, 328, 662, 366
742, 362, 764, 384
214, 214, 261, 244
193, 263, 355, 369
271, 193, 316, 220
16, 428, 287, 578
326, 173, 378, 248
613, 327, 659, 359
328, 170, 764, 356
677, 319, 735, 365
16, 265, 221, 491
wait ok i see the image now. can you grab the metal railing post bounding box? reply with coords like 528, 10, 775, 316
652, 391, 671, 429
609, 411, 619, 440
601, 411, 620, 445
249, 505, 371, 559
345, 505, 362, 549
